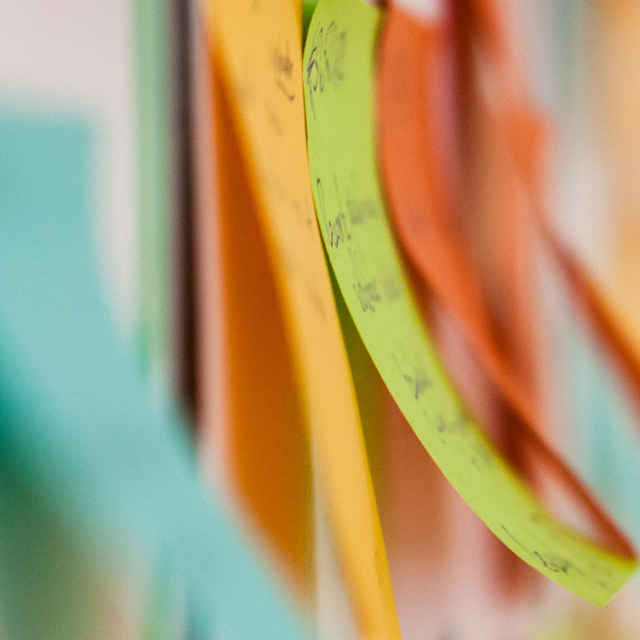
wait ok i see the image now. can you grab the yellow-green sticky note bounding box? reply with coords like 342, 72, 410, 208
303, 0, 637, 605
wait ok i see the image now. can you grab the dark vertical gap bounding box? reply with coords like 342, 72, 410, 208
450, 0, 473, 170
169, 10, 202, 637
171, 0, 199, 427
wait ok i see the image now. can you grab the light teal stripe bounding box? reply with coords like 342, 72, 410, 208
0, 110, 309, 640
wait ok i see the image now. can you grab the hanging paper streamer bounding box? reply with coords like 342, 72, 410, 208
376, 1, 539, 445
303, 0, 637, 605
376, 0, 635, 576
377, 0, 544, 607
205, 1, 401, 636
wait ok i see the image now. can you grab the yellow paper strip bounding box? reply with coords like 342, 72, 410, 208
209, 51, 312, 595
206, 1, 401, 636
303, 0, 636, 606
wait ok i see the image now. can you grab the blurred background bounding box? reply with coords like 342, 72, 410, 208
1, 1, 640, 638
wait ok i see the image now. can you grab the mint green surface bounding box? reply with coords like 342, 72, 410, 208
135, 0, 172, 383
0, 110, 308, 639
303, 0, 636, 605
564, 320, 640, 549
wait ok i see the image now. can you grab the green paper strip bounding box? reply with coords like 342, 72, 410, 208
135, 0, 172, 386
302, 0, 636, 605
303, 0, 318, 39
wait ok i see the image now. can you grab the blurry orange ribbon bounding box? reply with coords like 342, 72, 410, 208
377, 1, 635, 560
